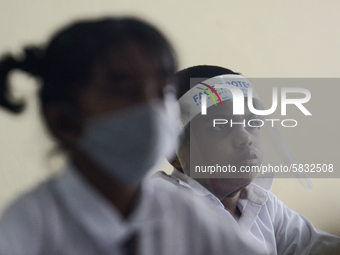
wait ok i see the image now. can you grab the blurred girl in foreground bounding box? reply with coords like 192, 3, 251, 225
0, 18, 262, 254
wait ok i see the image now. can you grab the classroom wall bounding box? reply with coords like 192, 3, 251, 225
0, 0, 339, 236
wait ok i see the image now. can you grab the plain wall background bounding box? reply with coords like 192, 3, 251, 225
0, 0, 339, 236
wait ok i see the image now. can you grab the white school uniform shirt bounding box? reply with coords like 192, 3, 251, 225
0, 164, 267, 255
151, 169, 340, 255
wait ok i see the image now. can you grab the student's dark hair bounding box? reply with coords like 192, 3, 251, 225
0, 17, 177, 113
175, 65, 239, 99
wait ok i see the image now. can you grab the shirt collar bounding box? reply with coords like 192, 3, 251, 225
170, 168, 268, 208
170, 169, 225, 209
169, 169, 269, 232
171, 168, 213, 197
237, 182, 268, 215
54, 163, 160, 249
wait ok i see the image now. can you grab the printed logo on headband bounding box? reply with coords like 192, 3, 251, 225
176, 75, 312, 129
192, 80, 253, 108
189, 75, 259, 117
196, 83, 223, 106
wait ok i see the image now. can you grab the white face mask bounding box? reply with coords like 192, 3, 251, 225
78, 93, 180, 184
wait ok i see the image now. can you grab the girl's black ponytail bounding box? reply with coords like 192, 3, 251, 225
0, 18, 177, 112
0, 46, 45, 113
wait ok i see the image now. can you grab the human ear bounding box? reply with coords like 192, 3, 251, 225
43, 103, 83, 148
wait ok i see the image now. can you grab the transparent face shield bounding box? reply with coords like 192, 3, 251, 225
176, 75, 312, 198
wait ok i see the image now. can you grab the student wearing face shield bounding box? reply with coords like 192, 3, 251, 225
151, 65, 340, 255
0, 21, 265, 254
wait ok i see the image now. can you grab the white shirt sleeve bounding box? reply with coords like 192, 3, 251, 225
268, 192, 340, 255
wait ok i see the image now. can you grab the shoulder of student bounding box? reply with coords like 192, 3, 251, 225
0, 178, 58, 254
0, 174, 264, 255
146, 177, 266, 254
263, 189, 340, 255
